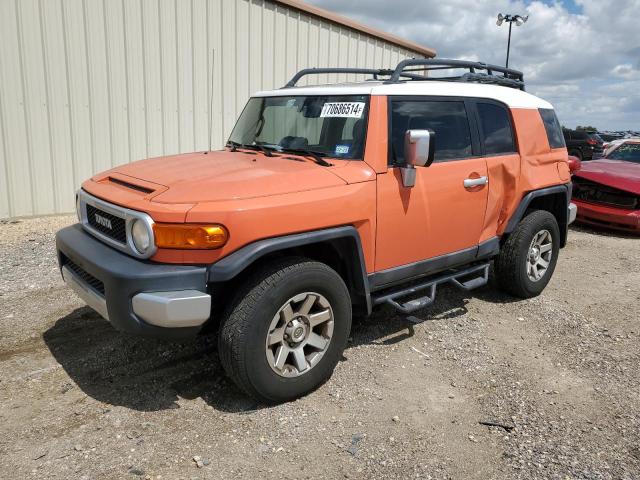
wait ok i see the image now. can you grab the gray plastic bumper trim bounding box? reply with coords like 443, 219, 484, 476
131, 290, 211, 328
568, 203, 577, 224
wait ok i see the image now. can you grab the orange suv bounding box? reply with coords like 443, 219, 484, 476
56, 59, 576, 403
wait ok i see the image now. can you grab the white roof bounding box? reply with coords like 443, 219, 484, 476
255, 81, 553, 110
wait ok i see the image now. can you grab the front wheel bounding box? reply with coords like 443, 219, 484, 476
494, 210, 560, 298
218, 258, 352, 403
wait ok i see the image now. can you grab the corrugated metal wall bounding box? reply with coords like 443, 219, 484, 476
0, 0, 422, 218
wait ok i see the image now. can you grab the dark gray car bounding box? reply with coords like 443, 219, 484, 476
563, 129, 604, 160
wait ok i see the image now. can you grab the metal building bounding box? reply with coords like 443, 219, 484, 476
0, 0, 435, 218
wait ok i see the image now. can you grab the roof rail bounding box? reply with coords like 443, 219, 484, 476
283, 59, 525, 90
283, 67, 425, 88
386, 58, 525, 90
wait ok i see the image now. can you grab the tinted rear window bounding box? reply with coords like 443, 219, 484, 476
539, 109, 565, 149
477, 103, 516, 155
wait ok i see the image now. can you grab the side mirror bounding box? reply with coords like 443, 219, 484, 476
401, 129, 435, 187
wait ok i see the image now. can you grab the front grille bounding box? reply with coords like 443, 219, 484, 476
86, 204, 127, 243
573, 177, 638, 210
63, 257, 105, 296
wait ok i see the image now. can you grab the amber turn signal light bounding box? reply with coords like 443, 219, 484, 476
153, 223, 228, 249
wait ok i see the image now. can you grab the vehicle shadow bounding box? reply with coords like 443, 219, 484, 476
44, 283, 520, 413
43, 307, 256, 413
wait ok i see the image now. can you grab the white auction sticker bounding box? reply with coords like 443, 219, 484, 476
320, 102, 365, 118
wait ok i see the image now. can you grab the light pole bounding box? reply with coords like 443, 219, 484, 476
496, 14, 528, 68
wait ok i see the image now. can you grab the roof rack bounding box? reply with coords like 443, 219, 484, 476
387, 59, 525, 90
284, 58, 525, 91
283, 67, 430, 88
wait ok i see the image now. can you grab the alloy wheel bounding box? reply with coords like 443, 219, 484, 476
526, 229, 553, 282
265, 292, 334, 377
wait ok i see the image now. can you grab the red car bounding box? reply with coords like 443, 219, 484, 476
572, 140, 640, 233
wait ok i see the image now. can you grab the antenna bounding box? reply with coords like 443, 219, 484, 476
207, 49, 215, 152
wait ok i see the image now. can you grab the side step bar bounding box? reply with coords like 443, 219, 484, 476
371, 263, 490, 314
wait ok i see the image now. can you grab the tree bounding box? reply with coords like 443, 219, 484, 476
576, 125, 598, 132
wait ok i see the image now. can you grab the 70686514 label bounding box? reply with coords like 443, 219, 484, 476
320, 102, 365, 118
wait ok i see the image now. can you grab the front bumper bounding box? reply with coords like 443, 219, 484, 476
56, 224, 211, 339
572, 199, 640, 233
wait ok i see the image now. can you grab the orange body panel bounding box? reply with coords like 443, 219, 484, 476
480, 154, 520, 242
182, 180, 377, 268
362, 95, 389, 174
480, 108, 569, 240
80, 96, 570, 274
83, 154, 378, 270
511, 108, 569, 194
375, 159, 489, 271
83, 176, 194, 224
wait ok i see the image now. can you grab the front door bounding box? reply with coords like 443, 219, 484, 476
375, 98, 489, 273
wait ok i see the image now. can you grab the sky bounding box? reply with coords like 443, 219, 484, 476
306, 0, 640, 131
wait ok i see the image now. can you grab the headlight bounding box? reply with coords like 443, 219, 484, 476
131, 219, 151, 254
153, 223, 228, 249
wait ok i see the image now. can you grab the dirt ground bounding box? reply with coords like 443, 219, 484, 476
0, 215, 639, 480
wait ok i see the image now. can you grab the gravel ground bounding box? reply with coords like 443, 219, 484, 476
0, 216, 639, 479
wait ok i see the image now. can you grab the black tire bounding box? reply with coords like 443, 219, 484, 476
218, 257, 352, 403
494, 210, 560, 298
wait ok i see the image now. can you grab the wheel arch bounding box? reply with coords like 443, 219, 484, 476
504, 184, 571, 247
207, 226, 371, 317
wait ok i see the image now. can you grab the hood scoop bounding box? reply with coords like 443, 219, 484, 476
97, 173, 164, 196
107, 176, 155, 194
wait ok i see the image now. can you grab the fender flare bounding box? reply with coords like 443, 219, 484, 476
504, 184, 572, 245
207, 226, 372, 314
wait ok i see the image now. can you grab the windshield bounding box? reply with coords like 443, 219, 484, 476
606, 143, 640, 163
228, 95, 369, 160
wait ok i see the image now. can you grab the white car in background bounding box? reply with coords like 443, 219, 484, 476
604, 137, 640, 156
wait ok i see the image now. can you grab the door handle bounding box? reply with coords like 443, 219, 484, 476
463, 176, 488, 188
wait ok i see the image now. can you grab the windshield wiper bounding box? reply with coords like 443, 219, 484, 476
226, 141, 273, 157
253, 143, 274, 157
277, 148, 333, 167
229, 141, 332, 166
226, 140, 241, 152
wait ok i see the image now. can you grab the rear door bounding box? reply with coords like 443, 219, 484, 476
375, 97, 489, 272
473, 101, 521, 242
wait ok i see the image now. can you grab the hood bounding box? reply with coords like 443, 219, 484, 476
574, 159, 640, 195
101, 151, 353, 203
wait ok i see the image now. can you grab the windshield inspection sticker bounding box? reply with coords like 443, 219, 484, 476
335, 144, 350, 155
320, 102, 365, 118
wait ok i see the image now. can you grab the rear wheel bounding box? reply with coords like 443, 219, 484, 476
218, 258, 351, 403
568, 149, 582, 161
494, 210, 560, 298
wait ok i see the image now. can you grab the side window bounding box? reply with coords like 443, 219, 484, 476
390, 100, 473, 164
476, 103, 516, 155
539, 109, 566, 148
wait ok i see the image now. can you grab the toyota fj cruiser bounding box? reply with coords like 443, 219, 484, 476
56, 59, 577, 403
